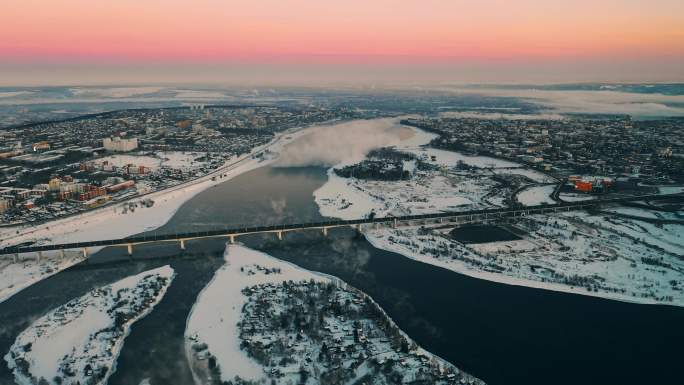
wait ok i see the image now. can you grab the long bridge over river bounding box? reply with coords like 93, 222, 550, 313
1, 192, 682, 260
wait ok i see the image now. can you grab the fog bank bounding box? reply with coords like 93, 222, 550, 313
276, 118, 409, 168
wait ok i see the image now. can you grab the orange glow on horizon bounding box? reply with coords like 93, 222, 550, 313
2, 0, 683, 63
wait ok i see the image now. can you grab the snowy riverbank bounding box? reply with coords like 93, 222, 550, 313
0, 121, 320, 304
313, 124, 684, 306
4, 266, 175, 385
184, 244, 482, 385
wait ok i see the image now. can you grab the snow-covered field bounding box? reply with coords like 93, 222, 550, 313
363, 210, 684, 305
516, 184, 557, 206
96, 154, 162, 169
559, 192, 597, 202
155, 151, 206, 170
314, 124, 524, 220
316, 169, 492, 219
602, 207, 683, 221
185, 245, 480, 385
5, 266, 174, 385
97, 151, 208, 171
406, 147, 520, 169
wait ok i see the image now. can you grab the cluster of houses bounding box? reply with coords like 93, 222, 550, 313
236, 280, 481, 384
402, 116, 684, 186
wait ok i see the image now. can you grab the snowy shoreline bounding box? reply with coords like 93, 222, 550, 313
0, 119, 336, 305
313, 123, 684, 307
5, 266, 175, 385
184, 244, 482, 384
363, 230, 671, 306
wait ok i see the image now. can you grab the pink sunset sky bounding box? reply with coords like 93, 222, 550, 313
1, 0, 683, 85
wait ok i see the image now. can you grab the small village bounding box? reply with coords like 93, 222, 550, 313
225, 278, 482, 385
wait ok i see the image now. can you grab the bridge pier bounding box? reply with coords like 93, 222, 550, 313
322, 227, 328, 236
180, 239, 186, 250
126, 244, 133, 256
374, 222, 379, 230
82, 248, 88, 258
60, 249, 65, 259
393, 218, 398, 228
14, 253, 19, 263
277, 231, 283, 241
37, 251, 43, 261
229, 235, 236, 244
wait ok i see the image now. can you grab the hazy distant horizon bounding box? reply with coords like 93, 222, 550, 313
1, 59, 683, 88
3, 0, 683, 87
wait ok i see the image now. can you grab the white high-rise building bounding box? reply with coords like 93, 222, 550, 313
103, 137, 138, 152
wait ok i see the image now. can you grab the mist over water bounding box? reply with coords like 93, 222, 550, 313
275, 118, 410, 168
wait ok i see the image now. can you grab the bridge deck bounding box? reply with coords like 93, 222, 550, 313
1, 192, 681, 256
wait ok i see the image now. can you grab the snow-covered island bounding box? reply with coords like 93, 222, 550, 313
314, 125, 684, 306
185, 245, 483, 385
4, 266, 175, 385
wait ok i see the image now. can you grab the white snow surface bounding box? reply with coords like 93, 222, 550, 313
0, 252, 86, 304
407, 147, 520, 169
314, 124, 502, 220
97, 151, 207, 171
185, 245, 328, 382
5, 266, 175, 385
517, 184, 556, 206
363, 211, 684, 306
559, 193, 597, 202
